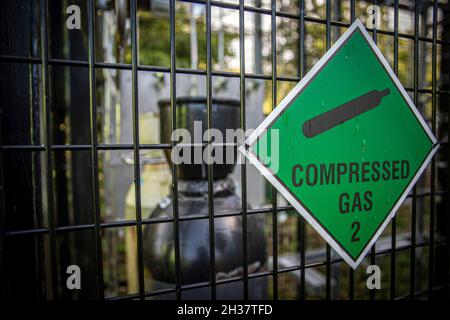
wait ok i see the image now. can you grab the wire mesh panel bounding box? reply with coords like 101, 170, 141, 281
0, 0, 449, 300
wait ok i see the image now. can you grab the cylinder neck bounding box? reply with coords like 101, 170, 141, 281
178, 178, 235, 197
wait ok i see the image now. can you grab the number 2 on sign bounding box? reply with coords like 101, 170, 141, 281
351, 221, 360, 242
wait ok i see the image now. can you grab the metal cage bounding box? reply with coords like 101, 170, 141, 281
0, 0, 449, 300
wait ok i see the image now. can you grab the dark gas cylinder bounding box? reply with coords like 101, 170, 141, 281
158, 97, 240, 180
143, 98, 267, 299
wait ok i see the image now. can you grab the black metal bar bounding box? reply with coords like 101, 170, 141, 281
446, 2, 450, 287
370, 0, 378, 302
394, 284, 448, 301
447, 24, 450, 296
370, 245, 376, 300
205, 0, 216, 300
428, 0, 439, 300
349, 267, 354, 300
298, 0, 306, 300
410, 0, 420, 301
325, 0, 331, 301
87, 0, 105, 300
349, 0, 356, 301
130, 0, 145, 300
40, 0, 58, 299
390, 214, 397, 299
112, 278, 428, 302
325, 0, 331, 49
0, 143, 247, 151
239, 0, 249, 300
103, 238, 448, 301
5, 188, 446, 237
175, 0, 450, 47
0, 130, 434, 149
169, 0, 182, 301
0, 64, 6, 300
325, 245, 331, 299
350, 0, 355, 22
0, 143, 216, 151
271, 0, 278, 301
112, 278, 449, 301
2, 52, 450, 94
5, 224, 447, 268
390, 0, 400, 301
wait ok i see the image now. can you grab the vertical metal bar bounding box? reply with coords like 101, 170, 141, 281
428, 0, 438, 300
371, 0, 378, 50
370, 0, 378, 302
130, 0, 145, 300
298, 218, 306, 300
270, 0, 278, 301
410, 170, 417, 298
410, 0, 420, 300
447, 24, 450, 296
40, 0, 58, 299
325, 0, 331, 101
349, 268, 354, 300
169, 0, 182, 301
351, 0, 356, 22
325, 0, 331, 301
349, 0, 356, 301
205, 0, 216, 300
390, 0, 399, 301
29, 1, 44, 296
390, 216, 397, 298
410, 195, 417, 300
0, 89, 6, 300
325, 245, 331, 299
369, 246, 376, 300
298, 0, 306, 300
87, 0, 105, 300
239, 0, 248, 300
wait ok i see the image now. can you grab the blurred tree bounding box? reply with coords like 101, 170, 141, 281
128, 5, 237, 69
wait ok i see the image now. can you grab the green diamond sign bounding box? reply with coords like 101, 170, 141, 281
240, 20, 438, 268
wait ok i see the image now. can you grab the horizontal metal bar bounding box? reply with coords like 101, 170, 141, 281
0, 144, 171, 151
0, 54, 297, 81
3, 139, 446, 153
4, 188, 447, 236
2, 206, 294, 236
395, 284, 447, 301
107, 281, 448, 301
102, 238, 447, 300
178, 0, 450, 45
2, 54, 450, 96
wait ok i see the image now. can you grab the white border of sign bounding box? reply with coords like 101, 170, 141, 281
239, 19, 439, 269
